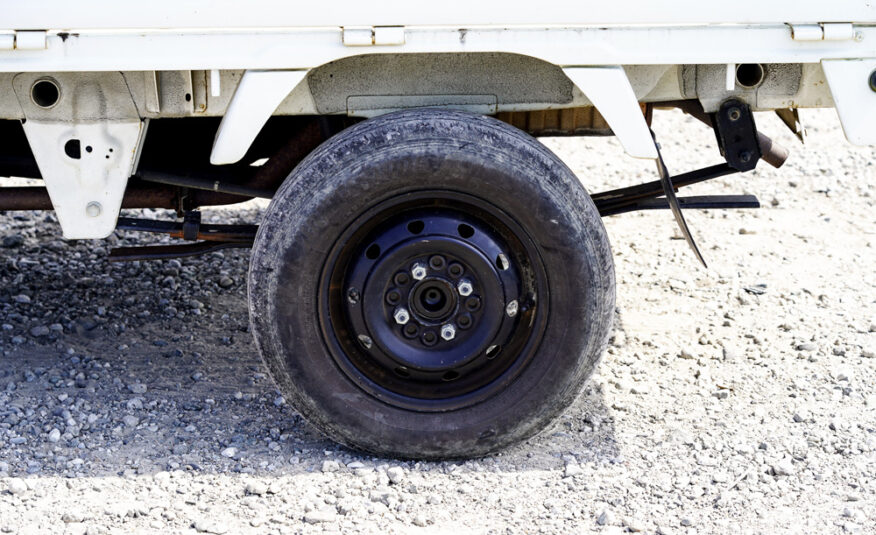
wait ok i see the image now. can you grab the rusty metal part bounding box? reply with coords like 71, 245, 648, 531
0, 184, 250, 211
115, 216, 257, 243
108, 241, 251, 262
249, 118, 326, 189
756, 131, 790, 168
137, 170, 275, 199
496, 104, 651, 137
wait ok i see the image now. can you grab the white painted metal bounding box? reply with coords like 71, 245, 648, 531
822, 23, 856, 41
821, 59, 876, 145
14, 31, 47, 51
210, 70, 308, 165
23, 120, 144, 239
0, 34, 13, 51
4, 0, 874, 28
563, 67, 658, 159
790, 24, 825, 41
1, 26, 875, 73
342, 28, 373, 47
210, 69, 221, 97
373, 26, 406, 46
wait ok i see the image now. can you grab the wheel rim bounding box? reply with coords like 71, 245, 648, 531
320, 191, 549, 411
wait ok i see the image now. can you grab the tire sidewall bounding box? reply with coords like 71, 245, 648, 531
249, 110, 615, 458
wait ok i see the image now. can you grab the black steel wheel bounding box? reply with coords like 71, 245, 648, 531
249, 109, 615, 459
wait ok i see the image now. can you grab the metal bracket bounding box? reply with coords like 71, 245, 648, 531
12, 72, 145, 239
713, 100, 762, 172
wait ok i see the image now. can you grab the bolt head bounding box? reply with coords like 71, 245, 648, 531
496, 253, 510, 270
457, 279, 473, 296
347, 288, 360, 304
85, 201, 102, 218
505, 300, 519, 318
357, 334, 373, 349
393, 307, 410, 325
411, 263, 427, 281
440, 324, 456, 341
727, 107, 742, 122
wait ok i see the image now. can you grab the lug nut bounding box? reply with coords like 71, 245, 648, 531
457, 279, 473, 296
505, 300, 519, 318
411, 263, 427, 281
440, 324, 456, 341
394, 307, 410, 325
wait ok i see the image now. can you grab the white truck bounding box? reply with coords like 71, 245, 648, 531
1, 1, 874, 458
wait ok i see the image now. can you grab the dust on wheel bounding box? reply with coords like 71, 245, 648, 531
249, 109, 615, 459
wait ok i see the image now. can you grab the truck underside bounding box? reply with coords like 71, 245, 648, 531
1, 2, 874, 457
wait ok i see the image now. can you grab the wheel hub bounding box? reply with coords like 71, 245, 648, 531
321, 192, 547, 408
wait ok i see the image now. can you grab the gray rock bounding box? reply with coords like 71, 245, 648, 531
220, 447, 237, 458
192, 520, 228, 534
47, 428, 61, 443
13, 294, 31, 304
122, 415, 139, 427
6, 478, 27, 496
772, 459, 795, 476
596, 509, 614, 526
679, 348, 697, 360
321, 460, 340, 473
564, 462, 583, 477
303, 510, 337, 524
29, 326, 50, 337
127, 383, 147, 394
2, 234, 24, 248
245, 481, 267, 496
386, 466, 405, 485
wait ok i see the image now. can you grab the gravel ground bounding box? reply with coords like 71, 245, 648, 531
0, 109, 873, 535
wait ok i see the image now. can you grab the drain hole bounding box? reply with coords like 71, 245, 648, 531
442, 370, 460, 381
457, 224, 474, 238
394, 367, 410, 378
407, 220, 424, 234
365, 244, 381, 259
496, 253, 509, 271
736, 63, 765, 88
485, 344, 501, 359
31, 79, 60, 108
63, 139, 81, 160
